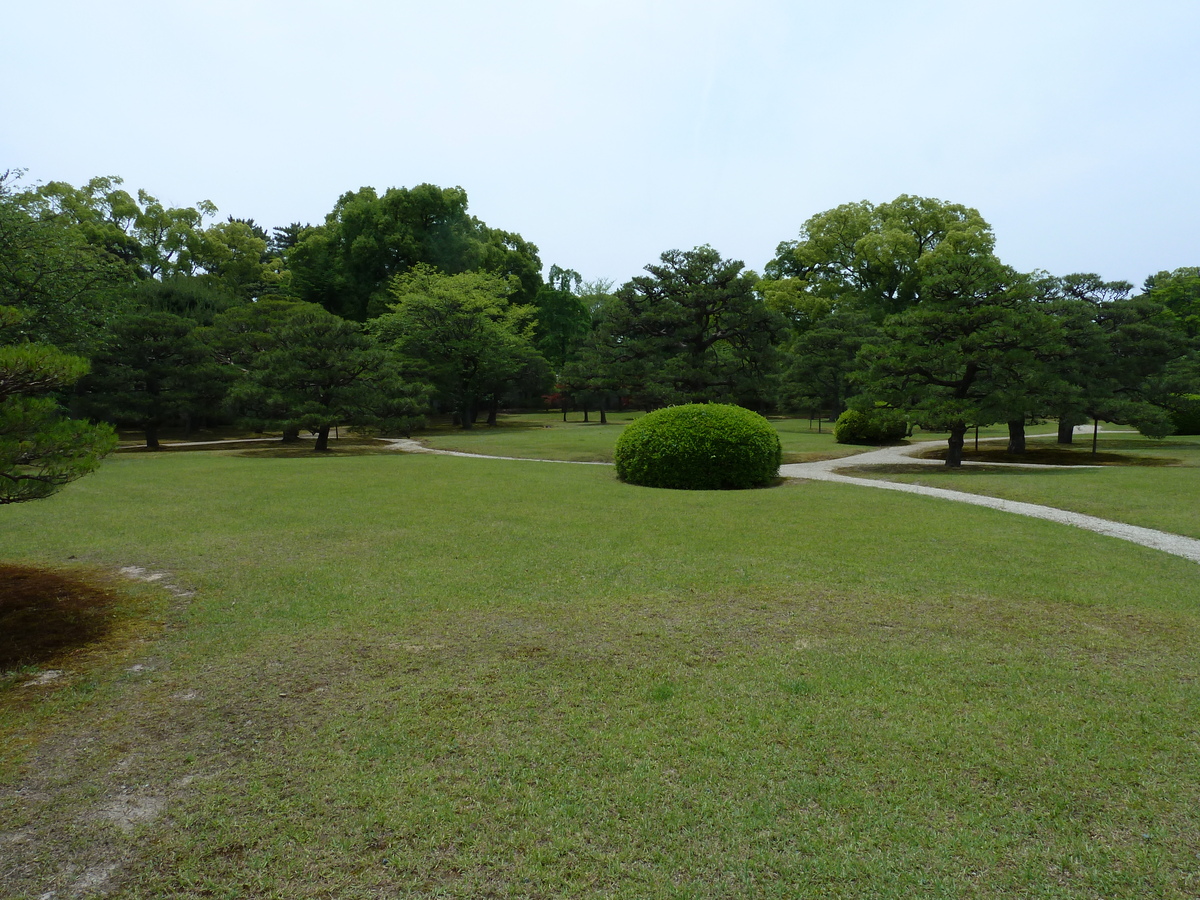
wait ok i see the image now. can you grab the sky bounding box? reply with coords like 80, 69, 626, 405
3, 0, 1197, 289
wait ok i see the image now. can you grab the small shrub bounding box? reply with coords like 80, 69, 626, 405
833, 408, 907, 445
614, 403, 781, 490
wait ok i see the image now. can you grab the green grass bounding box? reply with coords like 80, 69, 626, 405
1, 447, 1199, 898
844, 433, 1200, 539
419, 410, 869, 464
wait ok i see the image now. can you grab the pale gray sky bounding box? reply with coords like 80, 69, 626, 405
4, 0, 1197, 288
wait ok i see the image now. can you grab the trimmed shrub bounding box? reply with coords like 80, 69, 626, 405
832, 408, 907, 445
614, 403, 781, 490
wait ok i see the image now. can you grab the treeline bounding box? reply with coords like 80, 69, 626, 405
3, 172, 1199, 504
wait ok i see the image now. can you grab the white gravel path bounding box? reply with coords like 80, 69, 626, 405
780, 438, 1200, 564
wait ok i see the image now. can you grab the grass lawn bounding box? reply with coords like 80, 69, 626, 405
1, 444, 1199, 898
841, 433, 1200, 539
417, 410, 872, 464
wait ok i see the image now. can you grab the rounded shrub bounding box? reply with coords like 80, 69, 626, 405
832, 408, 907, 445
614, 403, 781, 490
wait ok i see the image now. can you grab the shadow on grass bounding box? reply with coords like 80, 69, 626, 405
917, 446, 1178, 466
0, 566, 125, 671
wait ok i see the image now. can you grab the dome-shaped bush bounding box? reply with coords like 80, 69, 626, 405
614, 403, 781, 490
832, 408, 907, 445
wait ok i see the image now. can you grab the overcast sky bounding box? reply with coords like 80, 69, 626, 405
4, 0, 1197, 289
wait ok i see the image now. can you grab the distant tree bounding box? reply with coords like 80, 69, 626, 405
371, 265, 546, 428
765, 194, 995, 319
855, 235, 1051, 466
288, 184, 544, 321
531, 265, 589, 370
596, 246, 785, 408
79, 312, 229, 448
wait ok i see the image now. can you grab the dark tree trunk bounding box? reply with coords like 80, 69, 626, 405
1057, 420, 1075, 444
946, 423, 967, 467
145, 424, 160, 450
583, 406, 589, 422
599, 404, 607, 425
282, 426, 301, 443
562, 399, 568, 422
461, 400, 475, 430
486, 395, 499, 426
1006, 419, 1026, 454
314, 424, 331, 451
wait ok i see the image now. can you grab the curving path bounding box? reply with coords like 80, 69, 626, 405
779, 440, 1200, 564
384, 434, 1200, 565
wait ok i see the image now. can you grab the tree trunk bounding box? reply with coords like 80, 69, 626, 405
1057, 420, 1075, 444
486, 395, 499, 426
1006, 419, 1026, 454
946, 423, 967, 467
145, 424, 160, 450
314, 424, 331, 451
583, 406, 589, 422
562, 398, 568, 422
599, 404, 607, 425
282, 426, 301, 443
461, 400, 474, 430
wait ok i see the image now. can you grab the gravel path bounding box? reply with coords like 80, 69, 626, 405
780, 439, 1200, 564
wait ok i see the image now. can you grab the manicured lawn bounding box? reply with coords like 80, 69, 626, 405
1, 447, 1198, 898
419, 410, 870, 464
844, 433, 1200, 539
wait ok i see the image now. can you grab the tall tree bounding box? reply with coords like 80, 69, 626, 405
288, 184, 543, 321
204, 301, 425, 449
79, 312, 228, 448
855, 235, 1051, 466
765, 195, 995, 319
595, 246, 785, 408
371, 265, 546, 428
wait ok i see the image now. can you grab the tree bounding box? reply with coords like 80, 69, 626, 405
288, 184, 544, 321
205, 301, 426, 450
595, 246, 785, 409
371, 265, 546, 428
855, 235, 1053, 466
0, 306, 116, 503
79, 312, 229, 448
0, 171, 129, 353
532, 265, 589, 370
765, 195, 995, 319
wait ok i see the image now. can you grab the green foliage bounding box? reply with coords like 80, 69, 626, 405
614, 403, 780, 490
596, 246, 785, 408
372, 265, 547, 427
78, 312, 229, 447
287, 184, 543, 321
205, 301, 426, 449
0, 306, 116, 503
832, 408, 907, 444
1166, 396, 1200, 435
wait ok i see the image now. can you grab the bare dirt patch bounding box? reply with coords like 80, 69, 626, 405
0, 566, 127, 671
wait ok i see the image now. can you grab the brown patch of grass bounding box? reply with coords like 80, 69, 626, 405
0, 565, 126, 670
